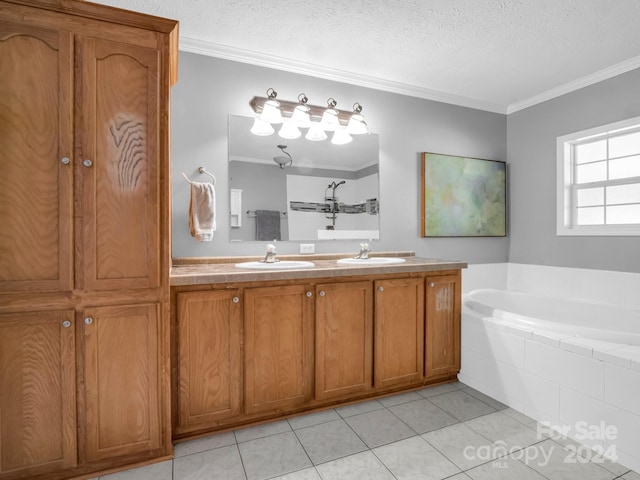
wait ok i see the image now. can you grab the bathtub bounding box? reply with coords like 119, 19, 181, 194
460, 288, 640, 473
464, 288, 640, 346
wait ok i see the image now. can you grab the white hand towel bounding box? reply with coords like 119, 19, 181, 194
189, 181, 216, 241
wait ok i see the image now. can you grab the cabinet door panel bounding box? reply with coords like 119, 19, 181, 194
244, 285, 313, 414
0, 310, 76, 476
315, 282, 372, 400
425, 275, 461, 378
374, 278, 424, 388
77, 36, 160, 291
0, 22, 73, 293
177, 290, 241, 432
82, 304, 161, 462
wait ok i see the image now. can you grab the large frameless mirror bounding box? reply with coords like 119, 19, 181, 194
228, 115, 380, 242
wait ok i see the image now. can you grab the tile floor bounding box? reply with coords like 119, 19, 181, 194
100, 382, 639, 480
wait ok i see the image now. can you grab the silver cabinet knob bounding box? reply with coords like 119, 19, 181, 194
232, 296, 240, 303
306, 291, 313, 298
84, 317, 93, 325
378, 286, 384, 292
83, 159, 93, 167
319, 291, 325, 297
62, 320, 71, 328
429, 282, 435, 287
60, 156, 70, 165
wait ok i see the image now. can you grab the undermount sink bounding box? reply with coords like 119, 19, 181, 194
337, 257, 406, 265
234, 260, 315, 270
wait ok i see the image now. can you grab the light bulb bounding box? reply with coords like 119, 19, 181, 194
305, 123, 328, 141
250, 117, 274, 136
278, 121, 301, 139
331, 128, 353, 145
291, 104, 311, 128
259, 99, 283, 124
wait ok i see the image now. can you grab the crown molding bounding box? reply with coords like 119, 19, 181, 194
179, 36, 507, 114
507, 54, 640, 114
180, 37, 640, 117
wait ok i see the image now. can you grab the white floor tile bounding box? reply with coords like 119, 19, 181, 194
372, 436, 460, 480
173, 445, 245, 480
316, 451, 394, 480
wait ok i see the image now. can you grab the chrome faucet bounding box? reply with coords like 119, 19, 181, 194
262, 243, 279, 263
354, 242, 370, 259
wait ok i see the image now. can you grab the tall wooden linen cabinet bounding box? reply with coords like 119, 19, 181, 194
0, 1, 177, 478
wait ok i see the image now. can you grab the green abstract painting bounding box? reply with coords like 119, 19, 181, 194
421, 153, 506, 237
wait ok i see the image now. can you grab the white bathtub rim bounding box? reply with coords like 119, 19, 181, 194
465, 288, 640, 334
462, 309, 640, 373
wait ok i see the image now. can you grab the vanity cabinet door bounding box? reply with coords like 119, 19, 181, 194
0, 310, 76, 478
374, 277, 424, 388
176, 290, 242, 434
315, 281, 373, 400
425, 274, 461, 378
81, 304, 162, 462
244, 285, 314, 414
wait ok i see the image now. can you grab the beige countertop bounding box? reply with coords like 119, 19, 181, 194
170, 252, 467, 286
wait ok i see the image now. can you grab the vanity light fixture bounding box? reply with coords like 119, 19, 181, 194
331, 127, 352, 145
319, 98, 340, 132
249, 88, 369, 143
347, 103, 369, 135
250, 117, 275, 136
278, 121, 301, 140
259, 88, 283, 124
290, 94, 311, 128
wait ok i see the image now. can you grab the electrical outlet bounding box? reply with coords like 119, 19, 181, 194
300, 243, 315, 254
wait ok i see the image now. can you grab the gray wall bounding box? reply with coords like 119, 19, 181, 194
172, 53, 508, 262
507, 68, 640, 273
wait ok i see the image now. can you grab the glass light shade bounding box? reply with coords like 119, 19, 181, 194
347, 113, 368, 135
291, 104, 311, 128
319, 108, 340, 131
250, 117, 274, 136
305, 123, 328, 141
331, 128, 352, 145
278, 121, 301, 140
259, 99, 283, 124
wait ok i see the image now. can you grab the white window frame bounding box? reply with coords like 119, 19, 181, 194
557, 115, 640, 236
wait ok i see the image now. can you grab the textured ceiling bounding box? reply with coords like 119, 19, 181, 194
93, 0, 640, 113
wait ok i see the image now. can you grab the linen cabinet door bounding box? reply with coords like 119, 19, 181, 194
0, 310, 76, 478
81, 304, 161, 462
244, 285, 314, 414
76, 35, 161, 292
374, 277, 424, 388
425, 274, 461, 378
176, 290, 242, 434
315, 281, 373, 400
0, 17, 73, 294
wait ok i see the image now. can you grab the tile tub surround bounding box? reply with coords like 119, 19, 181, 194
460, 303, 640, 473
460, 263, 640, 472
99, 382, 634, 480
170, 252, 467, 285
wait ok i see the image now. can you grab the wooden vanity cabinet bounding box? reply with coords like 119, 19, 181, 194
374, 277, 425, 388
243, 284, 314, 414
0, 1, 177, 478
315, 281, 373, 400
175, 290, 242, 435
171, 269, 462, 439
425, 273, 461, 378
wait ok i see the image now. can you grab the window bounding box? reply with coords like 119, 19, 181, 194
557, 116, 640, 236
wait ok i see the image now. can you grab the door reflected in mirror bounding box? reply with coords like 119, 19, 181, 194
228, 115, 380, 242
